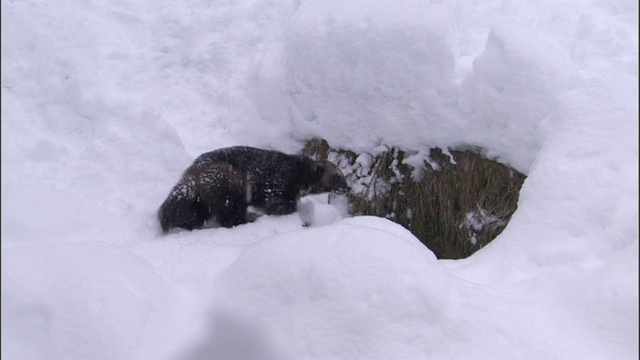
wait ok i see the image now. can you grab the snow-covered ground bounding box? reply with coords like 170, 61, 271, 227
2, 0, 638, 359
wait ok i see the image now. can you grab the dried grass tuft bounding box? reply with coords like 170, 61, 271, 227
303, 139, 526, 259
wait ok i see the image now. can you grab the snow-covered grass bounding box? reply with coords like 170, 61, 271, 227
2, 0, 638, 359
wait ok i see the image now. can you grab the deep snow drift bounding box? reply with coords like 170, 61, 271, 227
2, 0, 638, 359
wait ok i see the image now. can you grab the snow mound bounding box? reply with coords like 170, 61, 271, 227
184, 217, 550, 360
186, 217, 450, 359
1, 242, 172, 360
179, 216, 638, 360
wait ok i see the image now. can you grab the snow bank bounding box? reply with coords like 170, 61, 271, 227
179, 217, 636, 359
1, 0, 638, 359
248, 0, 556, 172
179, 217, 470, 360
1, 242, 171, 359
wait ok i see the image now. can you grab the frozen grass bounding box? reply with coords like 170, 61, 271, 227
304, 139, 525, 258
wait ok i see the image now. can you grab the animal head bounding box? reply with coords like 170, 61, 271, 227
313, 160, 350, 194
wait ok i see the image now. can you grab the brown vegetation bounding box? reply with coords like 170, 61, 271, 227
303, 138, 526, 259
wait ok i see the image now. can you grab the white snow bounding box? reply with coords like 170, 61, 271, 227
461, 205, 507, 245
2, 0, 638, 359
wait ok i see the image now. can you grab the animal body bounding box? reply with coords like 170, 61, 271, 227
158, 146, 349, 233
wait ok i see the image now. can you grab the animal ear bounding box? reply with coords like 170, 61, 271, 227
314, 162, 325, 177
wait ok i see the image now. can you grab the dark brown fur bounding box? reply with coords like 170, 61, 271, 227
158, 146, 349, 233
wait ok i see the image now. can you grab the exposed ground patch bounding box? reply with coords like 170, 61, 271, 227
304, 139, 526, 259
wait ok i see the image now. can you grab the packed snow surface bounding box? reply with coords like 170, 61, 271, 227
2, 0, 638, 359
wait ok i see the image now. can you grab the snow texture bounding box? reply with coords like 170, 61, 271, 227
2, 0, 638, 359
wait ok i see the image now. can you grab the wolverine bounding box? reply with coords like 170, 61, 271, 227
158, 146, 349, 232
